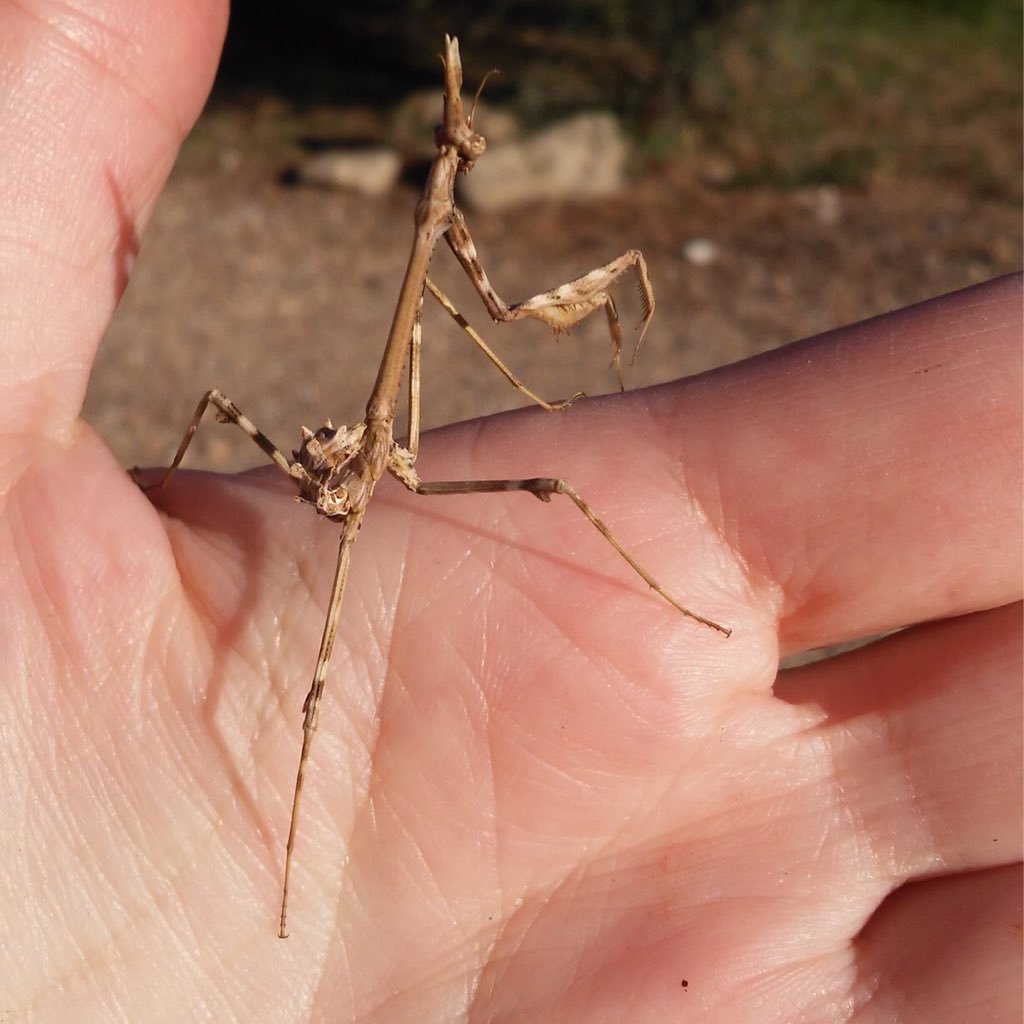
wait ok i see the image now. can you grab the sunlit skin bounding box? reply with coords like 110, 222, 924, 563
1, 2, 1020, 1021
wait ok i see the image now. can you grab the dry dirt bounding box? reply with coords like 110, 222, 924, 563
84, 142, 1021, 472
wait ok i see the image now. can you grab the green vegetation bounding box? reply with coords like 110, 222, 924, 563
679, 0, 1022, 196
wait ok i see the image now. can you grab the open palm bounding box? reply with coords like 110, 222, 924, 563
2, 3, 1020, 1021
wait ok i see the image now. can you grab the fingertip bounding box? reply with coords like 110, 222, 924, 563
0, 0, 229, 446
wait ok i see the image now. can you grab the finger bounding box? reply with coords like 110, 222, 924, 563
0, 0, 228, 453
853, 865, 1021, 1023
666, 274, 1022, 652
776, 603, 1022, 880
414, 276, 1020, 657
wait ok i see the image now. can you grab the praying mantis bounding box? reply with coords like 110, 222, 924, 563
138, 35, 731, 939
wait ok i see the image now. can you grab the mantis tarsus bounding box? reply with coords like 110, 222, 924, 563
137, 35, 732, 939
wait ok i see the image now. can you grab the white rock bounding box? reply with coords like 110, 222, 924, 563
681, 237, 719, 266
461, 111, 629, 212
295, 148, 401, 196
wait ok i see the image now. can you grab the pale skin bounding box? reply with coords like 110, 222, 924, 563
1, 2, 1020, 1021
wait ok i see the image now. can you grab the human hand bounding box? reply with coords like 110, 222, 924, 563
2, 2, 1020, 1020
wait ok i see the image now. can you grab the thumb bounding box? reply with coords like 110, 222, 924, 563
0, 0, 228, 464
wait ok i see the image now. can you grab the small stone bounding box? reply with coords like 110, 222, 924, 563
795, 185, 843, 226
293, 148, 401, 196
460, 111, 629, 212
811, 185, 842, 226
682, 237, 719, 266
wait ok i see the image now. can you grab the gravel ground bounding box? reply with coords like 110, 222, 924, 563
84, 143, 1021, 472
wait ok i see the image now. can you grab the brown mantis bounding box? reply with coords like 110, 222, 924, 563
138, 35, 731, 939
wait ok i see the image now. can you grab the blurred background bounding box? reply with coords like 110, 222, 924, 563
84, 0, 1022, 470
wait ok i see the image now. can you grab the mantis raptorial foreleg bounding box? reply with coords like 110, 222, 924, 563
443, 207, 655, 388
407, 282, 583, 460
424, 277, 585, 414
